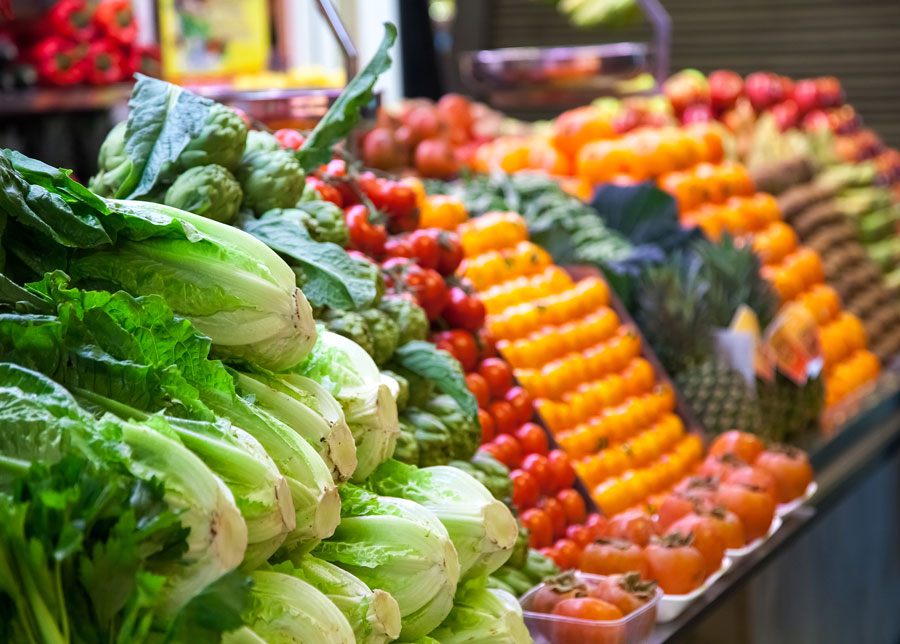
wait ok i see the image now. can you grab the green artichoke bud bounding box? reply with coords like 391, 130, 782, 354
244, 130, 283, 154
236, 148, 306, 215
360, 308, 400, 365
164, 164, 242, 223
264, 201, 350, 247
323, 309, 374, 357
89, 121, 132, 197
177, 102, 248, 172
378, 294, 428, 346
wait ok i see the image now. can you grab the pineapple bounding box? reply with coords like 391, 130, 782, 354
675, 360, 764, 436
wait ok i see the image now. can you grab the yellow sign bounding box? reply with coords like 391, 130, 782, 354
158, 0, 270, 80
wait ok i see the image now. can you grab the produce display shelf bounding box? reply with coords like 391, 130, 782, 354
0, 83, 134, 116
646, 374, 900, 643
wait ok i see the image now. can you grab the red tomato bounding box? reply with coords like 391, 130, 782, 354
488, 400, 518, 435
384, 237, 414, 259
465, 373, 491, 408
274, 128, 305, 150
379, 183, 419, 233
407, 229, 440, 269
432, 330, 477, 372
557, 488, 587, 525
754, 447, 813, 503
566, 524, 594, 548
437, 94, 474, 134
709, 431, 765, 464
442, 287, 487, 332
643, 535, 706, 595
305, 176, 343, 206
435, 230, 464, 276
580, 539, 648, 578
522, 507, 553, 548
667, 513, 726, 575
606, 508, 657, 547
540, 497, 568, 539
511, 468, 540, 510
552, 598, 625, 644
547, 449, 576, 494
504, 386, 533, 424
585, 513, 609, 540
478, 358, 513, 399
515, 422, 549, 455
404, 266, 449, 320
476, 327, 497, 360
478, 408, 495, 443
490, 433, 522, 468
551, 538, 583, 570
345, 204, 386, 256
361, 127, 399, 170
415, 137, 459, 178
521, 453, 552, 492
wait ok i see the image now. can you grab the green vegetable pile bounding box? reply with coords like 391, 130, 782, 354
0, 22, 532, 644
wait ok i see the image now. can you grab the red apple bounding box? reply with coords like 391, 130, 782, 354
802, 109, 831, 132
745, 72, 783, 111
771, 100, 799, 131
708, 70, 744, 112
663, 69, 710, 114
816, 77, 844, 108
682, 103, 714, 124
792, 79, 819, 114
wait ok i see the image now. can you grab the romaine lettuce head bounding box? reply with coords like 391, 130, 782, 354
71, 200, 316, 371
295, 330, 400, 481
236, 370, 357, 483
430, 580, 532, 644
274, 556, 401, 644
366, 459, 517, 580
236, 570, 355, 644
311, 484, 459, 641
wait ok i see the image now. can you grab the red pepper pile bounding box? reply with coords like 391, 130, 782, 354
19, 0, 159, 86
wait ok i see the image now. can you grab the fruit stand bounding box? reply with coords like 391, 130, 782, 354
2, 2, 900, 643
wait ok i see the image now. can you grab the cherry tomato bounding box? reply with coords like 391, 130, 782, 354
432, 330, 477, 372
305, 175, 343, 206
580, 539, 648, 578
384, 237, 414, 259
504, 386, 533, 424
606, 508, 657, 547
709, 431, 765, 464
715, 483, 775, 543
476, 327, 498, 360
478, 441, 505, 464
345, 204, 386, 256
552, 598, 625, 644
407, 229, 440, 269
515, 422, 549, 456
754, 446, 813, 503
566, 524, 594, 548
478, 358, 513, 399
511, 468, 540, 510
273, 128, 305, 150
585, 513, 609, 540
405, 265, 448, 320
643, 534, 706, 595
369, 181, 419, 233
321, 159, 358, 206
489, 400, 518, 435
589, 572, 658, 615
540, 497, 567, 539
547, 449, 576, 494
478, 408, 495, 443
435, 230, 464, 276
667, 513, 726, 575
490, 433, 522, 468
521, 453, 552, 492
415, 137, 459, 178
557, 488, 587, 525
466, 373, 491, 408
551, 538, 583, 570
442, 287, 487, 332
522, 507, 553, 548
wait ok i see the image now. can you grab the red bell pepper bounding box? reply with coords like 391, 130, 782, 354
93, 0, 137, 45
126, 43, 160, 77
47, 0, 95, 41
29, 36, 88, 86
85, 39, 125, 85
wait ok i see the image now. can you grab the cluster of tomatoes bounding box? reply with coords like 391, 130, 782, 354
575, 432, 812, 596
528, 571, 657, 642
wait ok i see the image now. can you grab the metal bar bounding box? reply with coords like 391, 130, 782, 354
636, 0, 671, 87
313, 0, 359, 80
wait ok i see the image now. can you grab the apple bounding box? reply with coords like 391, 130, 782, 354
612, 106, 641, 133
745, 72, 783, 111
663, 69, 710, 114
828, 106, 860, 135
792, 79, 819, 113
816, 77, 844, 108
708, 70, 744, 112
802, 109, 831, 132
682, 103, 714, 124
770, 100, 800, 131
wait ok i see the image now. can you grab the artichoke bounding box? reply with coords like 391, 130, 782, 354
378, 294, 428, 346
244, 130, 283, 154
323, 309, 374, 357
164, 164, 243, 223
89, 121, 131, 197
263, 202, 349, 247
236, 148, 306, 215
177, 102, 248, 172
360, 308, 400, 365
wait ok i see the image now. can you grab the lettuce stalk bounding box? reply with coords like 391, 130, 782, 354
366, 459, 518, 580
311, 484, 459, 641
430, 581, 532, 644
236, 371, 357, 483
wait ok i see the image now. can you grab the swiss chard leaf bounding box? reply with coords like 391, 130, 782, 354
242, 210, 378, 309
390, 341, 477, 420
121, 74, 214, 199
296, 23, 397, 171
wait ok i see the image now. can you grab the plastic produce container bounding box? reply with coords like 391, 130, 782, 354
520, 572, 663, 644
